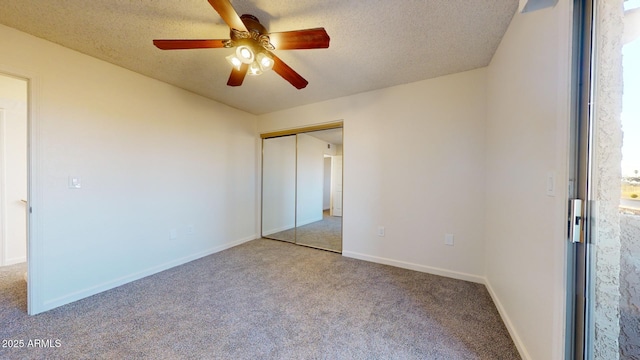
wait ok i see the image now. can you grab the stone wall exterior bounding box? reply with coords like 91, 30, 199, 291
593, 0, 624, 359
619, 213, 640, 358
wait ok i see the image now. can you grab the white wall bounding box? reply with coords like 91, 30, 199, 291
0, 24, 259, 314
258, 68, 488, 282
296, 133, 325, 226
0, 75, 28, 265
484, 1, 573, 359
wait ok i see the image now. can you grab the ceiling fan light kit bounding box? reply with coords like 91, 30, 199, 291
225, 44, 274, 76
256, 53, 274, 71
153, 0, 330, 89
235, 45, 254, 64
248, 61, 263, 76
225, 54, 242, 70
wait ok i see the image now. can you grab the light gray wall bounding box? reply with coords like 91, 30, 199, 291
258, 68, 488, 283
0, 24, 259, 314
484, 1, 573, 359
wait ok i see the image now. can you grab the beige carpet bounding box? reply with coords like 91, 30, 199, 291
266, 210, 342, 252
0, 239, 520, 359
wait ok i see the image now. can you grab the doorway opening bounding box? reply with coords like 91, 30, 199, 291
0, 72, 29, 311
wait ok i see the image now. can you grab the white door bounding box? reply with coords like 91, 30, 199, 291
0, 75, 28, 266
330, 155, 342, 217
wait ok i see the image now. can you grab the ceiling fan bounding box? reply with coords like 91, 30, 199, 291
153, 0, 330, 89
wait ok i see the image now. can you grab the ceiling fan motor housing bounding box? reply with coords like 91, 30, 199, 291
226, 14, 274, 51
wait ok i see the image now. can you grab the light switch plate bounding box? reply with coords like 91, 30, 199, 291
68, 176, 81, 189
445, 234, 454, 246
546, 171, 556, 197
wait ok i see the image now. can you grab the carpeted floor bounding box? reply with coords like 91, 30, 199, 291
0, 239, 520, 359
266, 210, 342, 252
295, 210, 342, 252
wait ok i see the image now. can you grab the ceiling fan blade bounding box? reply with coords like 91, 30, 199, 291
271, 54, 308, 89
208, 0, 247, 32
153, 39, 227, 50
269, 28, 330, 50
227, 63, 249, 86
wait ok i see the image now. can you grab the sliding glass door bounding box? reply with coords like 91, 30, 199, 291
570, 0, 640, 358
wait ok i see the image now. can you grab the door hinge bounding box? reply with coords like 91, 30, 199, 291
568, 199, 584, 243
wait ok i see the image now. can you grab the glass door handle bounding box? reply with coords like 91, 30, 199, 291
568, 199, 584, 243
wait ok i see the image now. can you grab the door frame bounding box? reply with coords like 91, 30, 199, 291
260, 121, 344, 253
0, 107, 6, 266
329, 155, 342, 217
567, 0, 596, 358
0, 77, 29, 267
0, 66, 40, 315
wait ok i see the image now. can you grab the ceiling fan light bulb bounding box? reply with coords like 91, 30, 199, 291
240, 48, 251, 59
257, 53, 274, 71
248, 61, 263, 76
236, 45, 254, 64
225, 54, 242, 70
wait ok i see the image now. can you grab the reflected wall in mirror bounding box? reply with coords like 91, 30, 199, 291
261, 127, 343, 253
262, 135, 296, 242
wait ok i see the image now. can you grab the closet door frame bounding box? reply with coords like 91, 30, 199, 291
260, 121, 343, 252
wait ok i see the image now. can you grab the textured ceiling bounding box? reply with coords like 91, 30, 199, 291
0, 0, 518, 115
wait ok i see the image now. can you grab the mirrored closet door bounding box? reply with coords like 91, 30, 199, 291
261, 126, 343, 253
262, 135, 297, 243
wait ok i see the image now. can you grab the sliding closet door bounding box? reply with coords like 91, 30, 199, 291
295, 133, 329, 249
262, 135, 296, 242
261, 126, 343, 253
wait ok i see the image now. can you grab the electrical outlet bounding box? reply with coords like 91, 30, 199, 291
445, 233, 454, 246
378, 226, 385, 237
187, 225, 195, 235
169, 229, 177, 240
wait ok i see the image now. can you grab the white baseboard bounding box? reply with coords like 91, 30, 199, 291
342, 250, 528, 359
263, 216, 323, 235
341, 250, 484, 284
263, 224, 295, 236
4, 256, 27, 266
484, 278, 531, 360
40, 235, 258, 313
296, 216, 323, 227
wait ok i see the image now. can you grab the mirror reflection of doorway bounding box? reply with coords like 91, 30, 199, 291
261, 124, 343, 253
